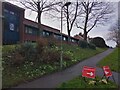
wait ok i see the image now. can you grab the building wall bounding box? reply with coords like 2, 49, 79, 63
23, 19, 61, 42
0, 1, 2, 45
19, 10, 25, 43
2, 2, 80, 45
23, 19, 79, 43
0, 1, 2, 89
2, 2, 24, 44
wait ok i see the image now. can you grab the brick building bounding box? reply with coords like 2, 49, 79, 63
2, 2, 79, 45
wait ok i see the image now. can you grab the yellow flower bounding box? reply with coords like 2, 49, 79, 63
88, 80, 96, 85
99, 79, 107, 84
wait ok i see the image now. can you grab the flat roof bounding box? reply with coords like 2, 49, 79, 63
3, 2, 25, 11
23, 19, 60, 34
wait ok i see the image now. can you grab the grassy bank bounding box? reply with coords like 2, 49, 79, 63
2, 43, 106, 88
97, 48, 119, 73
58, 76, 118, 88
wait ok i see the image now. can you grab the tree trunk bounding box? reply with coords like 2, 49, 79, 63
37, 2, 42, 38
83, 30, 87, 41
83, 17, 88, 41
116, 41, 120, 47
38, 12, 41, 24
66, 5, 70, 42
68, 30, 71, 42
83, 9, 89, 41
38, 12, 42, 37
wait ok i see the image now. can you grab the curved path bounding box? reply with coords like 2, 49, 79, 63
14, 49, 120, 88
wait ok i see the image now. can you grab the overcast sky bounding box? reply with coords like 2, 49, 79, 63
7, 0, 119, 47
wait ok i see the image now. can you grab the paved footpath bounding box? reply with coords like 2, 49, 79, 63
14, 49, 120, 88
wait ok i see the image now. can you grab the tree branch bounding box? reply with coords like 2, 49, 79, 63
76, 23, 84, 30
69, 1, 78, 32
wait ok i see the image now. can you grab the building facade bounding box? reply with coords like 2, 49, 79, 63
2, 2, 24, 44
2, 2, 80, 45
0, 1, 3, 45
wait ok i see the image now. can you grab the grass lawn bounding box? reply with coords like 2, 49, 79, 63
97, 48, 120, 73
2, 44, 107, 88
62, 44, 106, 63
58, 76, 118, 88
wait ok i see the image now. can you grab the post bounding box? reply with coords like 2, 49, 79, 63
60, 6, 63, 69
60, 2, 71, 69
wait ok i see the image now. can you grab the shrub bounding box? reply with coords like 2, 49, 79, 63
47, 36, 58, 48
41, 50, 60, 63
41, 50, 71, 64
15, 43, 37, 62
88, 43, 96, 50
63, 54, 71, 61
36, 38, 48, 54
78, 40, 88, 48
3, 43, 37, 66
2, 45, 15, 53
90, 37, 108, 48
3, 50, 24, 66
10, 52, 24, 66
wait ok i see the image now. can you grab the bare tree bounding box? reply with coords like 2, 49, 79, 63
20, 0, 60, 36
49, 0, 80, 40
64, 1, 79, 38
76, 1, 114, 41
107, 22, 120, 47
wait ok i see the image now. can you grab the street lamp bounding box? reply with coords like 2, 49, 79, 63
60, 2, 71, 69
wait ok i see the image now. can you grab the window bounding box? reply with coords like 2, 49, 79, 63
25, 26, 33, 34
25, 27, 29, 33
25, 40, 31, 43
25, 28, 28, 33
54, 34, 57, 38
71, 39, 76, 43
54, 34, 61, 40
43, 31, 50, 37
46, 32, 50, 36
63, 37, 66, 41
43, 31, 46, 36
28, 28, 32, 34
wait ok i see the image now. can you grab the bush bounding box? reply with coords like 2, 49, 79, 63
47, 36, 58, 48
41, 50, 60, 63
88, 43, 96, 50
78, 40, 88, 48
78, 40, 96, 49
63, 54, 71, 61
36, 38, 48, 54
10, 52, 24, 66
3, 50, 24, 67
90, 37, 108, 48
2, 45, 16, 53
15, 43, 37, 62
41, 50, 71, 64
